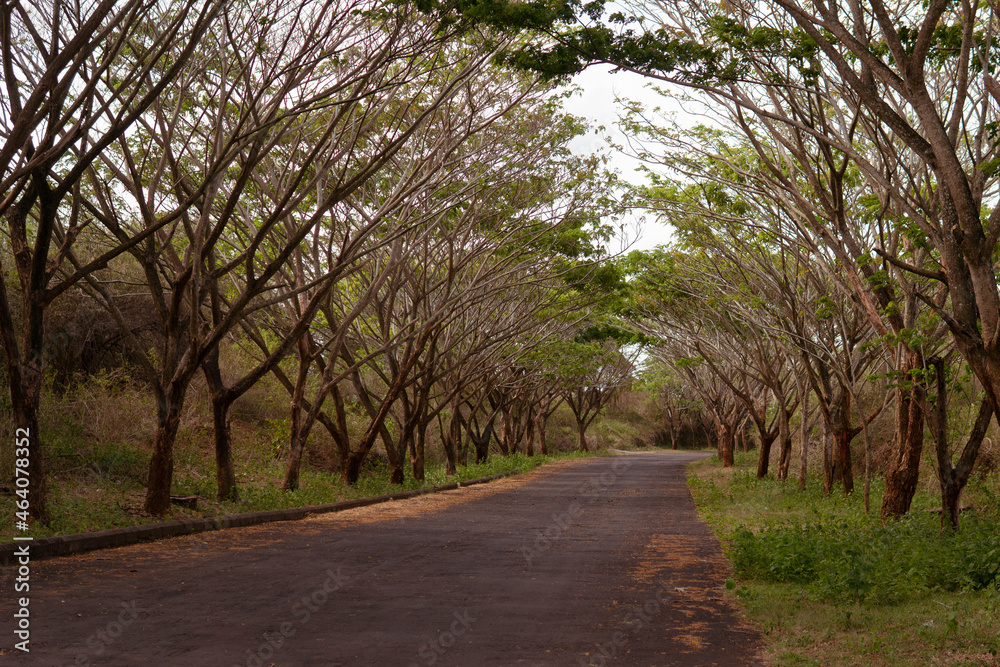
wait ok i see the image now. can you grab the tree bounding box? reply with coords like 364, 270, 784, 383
560, 339, 634, 451
485, 0, 1000, 518
0, 0, 222, 521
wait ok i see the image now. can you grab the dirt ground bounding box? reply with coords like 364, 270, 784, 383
1, 451, 763, 666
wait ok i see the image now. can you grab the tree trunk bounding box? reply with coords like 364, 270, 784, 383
776, 399, 792, 481
144, 404, 183, 516
756, 433, 776, 478
283, 336, 312, 491
284, 426, 308, 492
443, 404, 461, 476
525, 405, 535, 456
926, 359, 993, 530
798, 377, 809, 490
498, 408, 511, 456
11, 395, 49, 524
833, 422, 853, 495
2, 186, 51, 523
501, 406, 518, 455
388, 459, 405, 485
342, 450, 365, 485
716, 421, 735, 468
536, 412, 548, 455
881, 351, 926, 520
202, 348, 238, 502
577, 419, 589, 452
833, 391, 854, 495
210, 396, 238, 501
412, 421, 427, 482
821, 418, 833, 496
470, 415, 494, 464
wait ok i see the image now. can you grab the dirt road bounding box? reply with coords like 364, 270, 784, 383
1, 452, 762, 666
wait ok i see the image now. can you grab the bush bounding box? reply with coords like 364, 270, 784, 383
730, 513, 1000, 604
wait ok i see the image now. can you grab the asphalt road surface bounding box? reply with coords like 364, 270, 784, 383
2, 452, 762, 666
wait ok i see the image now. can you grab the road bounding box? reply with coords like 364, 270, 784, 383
2, 452, 762, 666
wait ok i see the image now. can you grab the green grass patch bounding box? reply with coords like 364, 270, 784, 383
689, 453, 1000, 666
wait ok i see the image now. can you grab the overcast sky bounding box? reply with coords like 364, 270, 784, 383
560, 64, 675, 252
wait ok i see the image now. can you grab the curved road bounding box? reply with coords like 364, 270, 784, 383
3, 452, 762, 666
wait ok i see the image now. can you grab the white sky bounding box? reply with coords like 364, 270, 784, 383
560, 64, 677, 253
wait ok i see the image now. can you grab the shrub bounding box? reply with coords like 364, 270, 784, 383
730, 513, 1000, 604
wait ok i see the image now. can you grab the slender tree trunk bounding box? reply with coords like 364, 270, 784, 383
2, 187, 51, 523
502, 406, 520, 455
284, 426, 308, 492
458, 430, 468, 467
202, 348, 238, 501
821, 418, 833, 496
342, 450, 365, 485
577, 419, 589, 452
412, 422, 427, 481
798, 377, 809, 490
210, 396, 238, 502
498, 408, 511, 456
756, 433, 776, 478
10, 395, 48, 524
283, 337, 312, 491
525, 405, 535, 456
536, 412, 548, 455
443, 404, 461, 476
387, 444, 406, 485
776, 399, 792, 481
926, 360, 993, 529
716, 421, 735, 468
881, 351, 926, 519
144, 402, 184, 515
834, 391, 854, 495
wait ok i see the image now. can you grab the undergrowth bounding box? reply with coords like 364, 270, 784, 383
688, 451, 1000, 666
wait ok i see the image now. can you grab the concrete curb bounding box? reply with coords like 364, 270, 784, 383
0, 470, 519, 565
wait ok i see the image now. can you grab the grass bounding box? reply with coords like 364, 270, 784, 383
688, 451, 1000, 666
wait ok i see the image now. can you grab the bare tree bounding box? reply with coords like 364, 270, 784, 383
0, 0, 222, 521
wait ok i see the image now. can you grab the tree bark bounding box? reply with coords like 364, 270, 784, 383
925, 359, 994, 529
144, 402, 183, 516
881, 350, 927, 520
797, 375, 809, 490
756, 433, 777, 478
283, 335, 313, 491
776, 397, 792, 481
525, 404, 535, 456
202, 348, 238, 502
716, 420, 735, 468
536, 412, 548, 455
